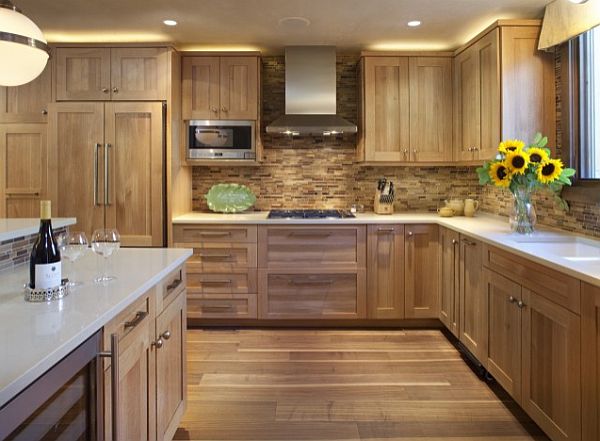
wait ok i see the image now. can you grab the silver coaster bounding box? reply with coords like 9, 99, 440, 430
24, 280, 70, 303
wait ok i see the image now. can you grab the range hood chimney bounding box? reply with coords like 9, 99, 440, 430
266, 46, 357, 136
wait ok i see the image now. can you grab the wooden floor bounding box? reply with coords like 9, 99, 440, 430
174, 329, 549, 441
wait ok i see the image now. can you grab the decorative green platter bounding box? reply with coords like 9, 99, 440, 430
204, 183, 257, 213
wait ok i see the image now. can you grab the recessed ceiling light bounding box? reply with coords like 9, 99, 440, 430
407, 20, 422, 27
163, 19, 177, 26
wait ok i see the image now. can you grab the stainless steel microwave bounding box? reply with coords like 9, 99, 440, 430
187, 120, 256, 160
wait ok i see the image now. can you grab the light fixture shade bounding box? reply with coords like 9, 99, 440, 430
0, 5, 49, 86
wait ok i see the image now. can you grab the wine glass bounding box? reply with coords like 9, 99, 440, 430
57, 232, 89, 287
91, 229, 120, 284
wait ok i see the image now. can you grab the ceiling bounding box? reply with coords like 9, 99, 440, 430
17, 0, 553, 53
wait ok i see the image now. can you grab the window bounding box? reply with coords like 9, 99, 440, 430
578, 26, 600, 180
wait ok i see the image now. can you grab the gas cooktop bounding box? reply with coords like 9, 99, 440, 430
267, 209, 356, 219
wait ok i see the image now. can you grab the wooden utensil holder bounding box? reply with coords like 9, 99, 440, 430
374, 193, 394, 215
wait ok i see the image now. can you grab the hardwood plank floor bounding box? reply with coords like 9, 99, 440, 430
174, 329, 549, 441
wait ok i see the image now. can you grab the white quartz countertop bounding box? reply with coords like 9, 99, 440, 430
173, 211, 600, 289
0, 218, 77, 242
0, 247, 192, 408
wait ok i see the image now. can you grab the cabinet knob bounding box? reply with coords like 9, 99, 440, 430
473, 147, 479, 152
152, 338, 164, 349
508, 296, 516, 303
452, 239, 458, 245
517, 300, 526, 309
221, 106, 228, 112
211, 107, 218, 113
41, 109, 48, 115
101, 87, 109, 93
112, 87, 119, 93
161, 331, 171, 340
407, 231, 413, 237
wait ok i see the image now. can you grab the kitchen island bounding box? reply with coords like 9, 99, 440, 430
0, 247, 192, 440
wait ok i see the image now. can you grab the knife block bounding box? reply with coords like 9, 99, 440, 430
374, 192, 394, 215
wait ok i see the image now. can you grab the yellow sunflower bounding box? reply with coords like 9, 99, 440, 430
498, 139, 525, 154
537, 159, 563, 184
505, 150, 530, 175
489, 162, 511, 187
527, 147, 549, 164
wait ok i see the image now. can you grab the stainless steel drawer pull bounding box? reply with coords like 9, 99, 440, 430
377, 228, 396, 233
104, 143, 111, 206
201, 279, 233, 285
196, 231, 232, 237
201, 304, 234, 311
289, 232, 332, 238
166, 278, 182, 293
124, 311, 148, 330
290, 279, 335, 286
462, 238, 477, 246
98, 333, 119, 441
198, 253, 233, 259
93, 143, 100, 206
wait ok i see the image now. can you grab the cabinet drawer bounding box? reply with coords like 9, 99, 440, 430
258, 226, 366, 269
174, 224, 257, 243
187, 270, 257, 294
188, 294, 257, 319
157, 265, 186, 312
483, 245, 581, 314
186, 243, 257, 271
258, 270, 367, 319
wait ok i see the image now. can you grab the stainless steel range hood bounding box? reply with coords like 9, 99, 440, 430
266, 46, 357, 136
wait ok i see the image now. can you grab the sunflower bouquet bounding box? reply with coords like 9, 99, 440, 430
476, 133, 576, 233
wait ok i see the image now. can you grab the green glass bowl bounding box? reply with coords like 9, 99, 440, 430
204, 183, 257, 213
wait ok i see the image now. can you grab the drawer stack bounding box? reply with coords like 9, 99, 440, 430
174, 225, 258, 319
257, 225, 367, 319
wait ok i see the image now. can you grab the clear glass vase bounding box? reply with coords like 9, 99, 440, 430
509, 187, 537, 235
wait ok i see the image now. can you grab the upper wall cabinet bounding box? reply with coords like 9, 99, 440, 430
182, 55, 259, 120
358, 55, 453, 164
0, 62, 52, 123
454, 22, 556, 162
55, 47, 168, 101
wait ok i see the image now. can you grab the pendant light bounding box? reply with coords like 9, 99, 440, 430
0, 0, 49, 86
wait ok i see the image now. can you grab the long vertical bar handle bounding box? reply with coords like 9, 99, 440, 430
93, 143, 100, 206
98, 333, 119, 441
104, 143, 111, 206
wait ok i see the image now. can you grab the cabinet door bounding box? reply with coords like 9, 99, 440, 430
477, 29, 501, 160
55, 48, 111, 101
367, 224, 405, 319
363, 57, 410, 162
439, 228, 460, 336
459, 236, 487, 362
404, 225, 439, 318
182, 57, 220, 120
104, 102, 164, 247
219, 57, 258, 120
110, 48, 167, 100
48, 102, 105, 236
501, 26, 556, 151
105, 316, 155, 441
0, 62, 52, 123
485, 269, 522, 401
0, 124, 51, 218
156, 291, 187, 441
453, 47, 480, 161
521, 288, 581, 441
582, 283, 600, 441
409, 57, 453, 162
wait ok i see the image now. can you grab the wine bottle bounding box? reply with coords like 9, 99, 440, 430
29, 201, 61, 289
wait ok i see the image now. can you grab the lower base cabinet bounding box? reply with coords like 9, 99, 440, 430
582, 283, 600, 441
103, 266, 186, 441
439, 228, 460, 336
404, 224, 439, 318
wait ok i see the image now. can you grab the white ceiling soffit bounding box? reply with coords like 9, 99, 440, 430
539, 0, 600, 50
17, 0, 552, 53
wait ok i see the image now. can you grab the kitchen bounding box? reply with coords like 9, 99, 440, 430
0, 0, 599, 440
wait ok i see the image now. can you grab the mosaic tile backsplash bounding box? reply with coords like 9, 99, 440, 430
0, 227, 67, 274
192, 53, 600, 238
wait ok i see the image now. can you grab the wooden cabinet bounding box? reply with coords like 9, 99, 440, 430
0, 62, 52, 123
404, 224, 439, 318
155, 291, 186, 441
454, 23, 555, 162
367, 224, 405, 319
0, 124, 53, 217
582, 283, 600, 441
409, 57, 453, 162
439, 227, 460, 336
48, 102, 164, 246
459, 235, 486, 362
182, 55, 259, 120
103, 267, 187, 441
360, 56, 452, 163
56, 47, 167, 101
